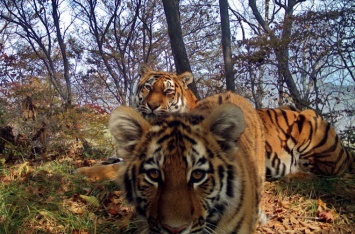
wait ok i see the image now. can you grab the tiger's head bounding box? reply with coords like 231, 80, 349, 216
133, 64, 198, 119
109, 104, 246, 234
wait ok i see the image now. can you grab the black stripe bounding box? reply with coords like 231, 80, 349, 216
226, 165, 234, 197
230, 174, 245, 230
183, 133, 197, 145
124, 166, 134, 202
218, 166, 225, 194
272, 154, 280, 170
232, 213, 245, 234
157, 134, 171, 144
197, 157, 207, 165
145, 158, 155, 166
208, 161, 215, 174
311, 123, 331, 151
297, 115, 305, 133
297, 120, 313, 153
136, 196, 147, 216
266, 167, 272, 178
280, 163, 286, 176
206, 148, 215, 159
218, 95, 223, 104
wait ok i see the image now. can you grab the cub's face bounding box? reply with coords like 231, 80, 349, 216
109, 104, 245, 234
128, 130, 217, 233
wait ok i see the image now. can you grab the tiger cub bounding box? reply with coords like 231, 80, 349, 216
111, 92, 266, 233
75, 64, 199, 180
258, 107, 354, 179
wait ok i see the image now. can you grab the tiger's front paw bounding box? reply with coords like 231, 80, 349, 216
298, 157, 315, 173
74, 163, 121, 182
258, 209, 268, 226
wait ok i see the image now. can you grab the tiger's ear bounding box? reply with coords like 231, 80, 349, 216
203, 104, 245, 153
178, 72, 194, 89
138, 64, 152, 77
109, 106, 150, 156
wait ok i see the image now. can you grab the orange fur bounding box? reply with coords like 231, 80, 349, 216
111, 91, 265, 233
76, 65, 198, 181
258, 107, 354, 178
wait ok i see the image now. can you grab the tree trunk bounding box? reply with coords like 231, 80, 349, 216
161, 0, 200, 99
248, 0, 308, 109
219, 0, 235, 91
52, 0, 72, 106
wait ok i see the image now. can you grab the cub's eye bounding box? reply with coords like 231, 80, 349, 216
146, 169, 161, 181
190, 170, 206, 183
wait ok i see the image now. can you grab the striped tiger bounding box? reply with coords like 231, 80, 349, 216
133, 64, 198, 119
75, 64, 199, 180
110, 92, 266, 233
257, 107, 355, 179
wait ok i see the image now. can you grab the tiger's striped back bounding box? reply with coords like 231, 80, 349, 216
110, 92, 265, 234
288, 109, 354, 175
195, 92, 266, 183
258, 107, 354, 179
257, 108, 299, 178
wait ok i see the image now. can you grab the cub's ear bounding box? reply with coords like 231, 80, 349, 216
203, 104, 245, 153
178, 72, 194, 88
109, 106, 150, 156
138, 63, 152, 77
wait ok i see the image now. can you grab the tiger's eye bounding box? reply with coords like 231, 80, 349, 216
147, 169, 160, 181
144, 84, 152, 91
191, 170, 206, 183
164, 88, 175, 95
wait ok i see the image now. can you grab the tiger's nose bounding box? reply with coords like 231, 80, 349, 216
162, 223, 188, 234
147, 101, 160, 111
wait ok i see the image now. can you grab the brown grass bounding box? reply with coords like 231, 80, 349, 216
1, 152, 354, 234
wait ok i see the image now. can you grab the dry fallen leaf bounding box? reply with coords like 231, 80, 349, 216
317, 198, 327, 212
308, 224, 321, 231
72, 230, 89, 234
289, 215, 298, 224
318, 211, 335, 223
278, 199, 290, 209
69, 204, 84, 214
260, 226, 275, 233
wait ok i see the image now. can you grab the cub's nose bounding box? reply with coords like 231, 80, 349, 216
161, 223, 188, 234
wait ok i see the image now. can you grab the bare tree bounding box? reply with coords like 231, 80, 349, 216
229, 0, 354, 122
71, 0, 126, 104
248, 0, 307, 108
71, 0, 163, 105
0, 0, 73, 106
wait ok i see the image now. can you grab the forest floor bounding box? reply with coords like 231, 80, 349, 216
258, 173, 355, 234
1, 150, 354, 234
